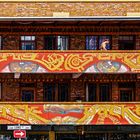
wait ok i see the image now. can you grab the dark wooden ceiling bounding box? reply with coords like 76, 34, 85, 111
0, 19, 139, 35
0, 20, 139, 26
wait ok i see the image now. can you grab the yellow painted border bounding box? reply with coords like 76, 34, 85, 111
0, 0, 140, 2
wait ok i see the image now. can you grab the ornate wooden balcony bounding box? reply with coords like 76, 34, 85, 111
0, 102, 140, 125
0, 50, 139, 73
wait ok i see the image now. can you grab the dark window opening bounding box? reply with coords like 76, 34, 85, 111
119, 82, 135, 102
87, 83, 110, 102
43, 83, 69, 102
21, 90, 34, 102
87, 83, 96, 101
44, 36, 69, 50
118, 36, 135, 50
99, 83, 110, 102
58, 83, 68, 101
120, 90, 133, 102
44, 83, 56, 102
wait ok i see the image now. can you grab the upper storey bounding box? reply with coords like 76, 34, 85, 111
0, 1, 139, 17
0, 18, 139, 74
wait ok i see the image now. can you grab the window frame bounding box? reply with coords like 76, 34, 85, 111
119, 89, 133, 102
43, 82, 70, 102
86, 82, 112, 102
20, 35, 36, 50
85, 35, 112, 50
44, 35, 70, 50
118, 82, 135, 101
118, 35, 136, 50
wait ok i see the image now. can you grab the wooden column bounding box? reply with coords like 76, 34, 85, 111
136, 35, 140, 50
70, 80, 85, 101
36, 35, 44, 50
112, 35, 119, 50
49, 131, 55, 140
36, 82, 44, 101
70, 35, 85, 50
112, 82, 119, 101
135, 81, 140, 101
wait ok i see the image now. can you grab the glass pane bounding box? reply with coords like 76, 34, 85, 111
86, 36, 98, 50
21, 42, 25, 50
21, 42, 35, 50
31, 36, 35, 40
99, 36, 111, 50
57, 36, 69, 50
21, 36, 25, 40
25, 36, 32, 40
21, 36, 35, 41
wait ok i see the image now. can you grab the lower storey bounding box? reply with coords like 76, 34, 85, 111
1, 133, 140, 140
0, 125, 140, 140
0, 73, 140, 102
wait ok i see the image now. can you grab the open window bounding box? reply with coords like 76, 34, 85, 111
44, 36, 69, 50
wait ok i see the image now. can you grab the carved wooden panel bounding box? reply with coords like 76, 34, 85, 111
70, 81, 85, 101
2, 35, 19, 50
2, 82, 19, 101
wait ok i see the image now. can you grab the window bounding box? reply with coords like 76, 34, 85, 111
86, 83, 111, 102
44, 83, 56, 102
44, 83, 69, 102
44, 36, 69, 50
86, 36, 111, 50
58, 83, 68, 101
118, 36, 135, 50
99, 83, 110, 101
120, 90, 133, 101
21, 90, 34, 101
20, 83, 35, 101
86, 83, 96, 101
119, 82, 135, 101
21, 36, 35, 50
